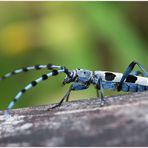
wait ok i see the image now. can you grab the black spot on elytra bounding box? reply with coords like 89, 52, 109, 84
105, 72, 116, 81
125, 75, 137, 83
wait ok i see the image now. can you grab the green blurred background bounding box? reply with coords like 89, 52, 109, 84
0, 2, 147, 110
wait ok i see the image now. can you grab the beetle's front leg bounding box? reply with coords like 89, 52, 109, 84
47, 86, 72, 110
65, 82, 89, 102
48, 83, 89, 110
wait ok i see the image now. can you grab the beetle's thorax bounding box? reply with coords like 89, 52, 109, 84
74, 69, 93, 83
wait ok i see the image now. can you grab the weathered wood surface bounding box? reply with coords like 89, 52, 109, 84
0, 91, 148, 146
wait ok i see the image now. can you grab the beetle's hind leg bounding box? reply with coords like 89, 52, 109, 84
131, 71, 145, 76
118, 61, 148, 91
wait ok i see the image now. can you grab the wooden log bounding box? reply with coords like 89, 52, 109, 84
0, 91, 148, 146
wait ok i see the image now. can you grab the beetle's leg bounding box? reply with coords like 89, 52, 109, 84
98, 78, 105, 106
95, 82, 100, 98
118, 61, 148, 91
65, 82, 89, 102
96, 78, 110, 107
48, 85, 72, 110
49, 83, 89, 110
65, 90, 71, 102
96, 89, 99, 98
131, 71, 144, 76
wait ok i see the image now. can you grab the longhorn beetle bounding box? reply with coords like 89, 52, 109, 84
1, 61, 148, 116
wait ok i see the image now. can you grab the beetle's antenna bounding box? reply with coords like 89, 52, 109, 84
5, 68, 71, 115
0, 64, 65, 81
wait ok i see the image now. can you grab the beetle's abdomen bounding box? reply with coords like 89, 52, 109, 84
101, 81, 148, 92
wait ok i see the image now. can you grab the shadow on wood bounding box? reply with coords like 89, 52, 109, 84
0, 91, 148, 146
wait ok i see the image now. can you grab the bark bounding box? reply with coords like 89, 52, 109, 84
0, 91, 148, 146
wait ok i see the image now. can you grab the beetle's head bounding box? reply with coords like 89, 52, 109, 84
62, 70, 77, 85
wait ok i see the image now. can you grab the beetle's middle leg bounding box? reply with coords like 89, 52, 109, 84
96, 78, 110, 107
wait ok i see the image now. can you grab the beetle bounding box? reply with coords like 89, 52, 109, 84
1, 61, 148, 116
